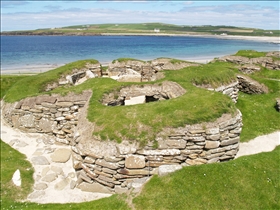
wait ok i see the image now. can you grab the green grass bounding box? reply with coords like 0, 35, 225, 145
112, 58, 145, 64
235, 50, 267, 58
133, 146, 280, 210
3, 59, 99, 102
0, 140, 130, 210
2, 23, 279, 37
0, 75, 28, 99
236, 72, 280, 142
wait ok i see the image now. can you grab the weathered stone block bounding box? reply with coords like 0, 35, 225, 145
205, 141, 220, 149
205, 127, 220, 135
77, 182, 112, 194
56, 101, 74, 107
95, 159, 120, 170
206, 134, 221, 141
125, 155, 146, 169
137, 149, 180, 156
220, 137, 239, 146
50, 148, 71, 163
19, 115, 35, 128
166, 139, 187, 149
158, 165, 182, 176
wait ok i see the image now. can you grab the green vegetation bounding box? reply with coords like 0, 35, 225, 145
235, 50, 267, 58
190, 62, 236, 88
112, 58, 145, 64
133, 146, 280, 210
0, 75, 28, 99
236, 70, 280, 141
0, 140, 130, 210
2, 23, 279, 37
4, 59, 99, 102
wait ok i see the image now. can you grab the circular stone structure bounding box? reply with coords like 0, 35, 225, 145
101, 81, 186, 106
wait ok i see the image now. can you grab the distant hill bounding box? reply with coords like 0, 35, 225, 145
1, 23, 279, 37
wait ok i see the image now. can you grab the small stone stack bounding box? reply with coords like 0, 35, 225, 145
207, 81, 239, 103
237, 75, 269, 94
2, 91, 91, 145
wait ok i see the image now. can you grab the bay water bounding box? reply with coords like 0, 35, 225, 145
1, 35, 279, 72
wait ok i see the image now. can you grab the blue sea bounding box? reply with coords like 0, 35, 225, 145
1, 35, 279, 72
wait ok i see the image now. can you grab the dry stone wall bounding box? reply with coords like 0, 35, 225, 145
2, 91, 91, 145
2, 88, 242, 194
206, 81, 239, 103
72, 110, 242, 193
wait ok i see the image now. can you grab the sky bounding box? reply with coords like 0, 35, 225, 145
1, 1, 279, 31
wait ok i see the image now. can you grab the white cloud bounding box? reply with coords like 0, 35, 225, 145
1, 3, 279, 31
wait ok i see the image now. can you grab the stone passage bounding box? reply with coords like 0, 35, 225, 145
102, 81, 186, 106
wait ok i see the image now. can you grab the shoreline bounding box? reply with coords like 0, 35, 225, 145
100, 33, 280, 44
2, 33, 279, 44
1, 57, 211, 75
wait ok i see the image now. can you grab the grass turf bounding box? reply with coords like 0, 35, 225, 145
133, 146, 280, 210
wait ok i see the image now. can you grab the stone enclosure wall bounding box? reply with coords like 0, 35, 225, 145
2, 91, 91, 145
2, 91, 242, 193
71, 110, 242, 193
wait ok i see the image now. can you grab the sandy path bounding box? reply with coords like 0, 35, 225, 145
0, 114, 112, 204
235, 131, 280, 158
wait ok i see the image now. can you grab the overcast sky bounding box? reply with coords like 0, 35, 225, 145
1, 1, 279, 31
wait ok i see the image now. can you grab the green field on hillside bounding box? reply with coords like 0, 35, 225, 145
2, 23, 279, 37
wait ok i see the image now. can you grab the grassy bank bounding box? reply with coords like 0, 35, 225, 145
133, 146, 280, 210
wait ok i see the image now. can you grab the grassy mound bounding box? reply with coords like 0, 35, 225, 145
133, 146, 280, 210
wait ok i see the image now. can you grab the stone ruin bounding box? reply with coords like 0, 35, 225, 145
101, 81, 186, 106
2, 53, 277, 194
219, 51, 280, 74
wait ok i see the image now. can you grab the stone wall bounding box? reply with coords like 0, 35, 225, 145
107, 59, 199, 82
219, 52, 280, 71
2, 91, 91, 145
237, 75, 269, 94
2, 90, 242, 194
45, 63, 102, 91
102, 81, 186, 106
206, 81, 239, 103
72, 110, 242, 193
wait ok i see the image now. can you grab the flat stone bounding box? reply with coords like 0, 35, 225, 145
51, 166, 64, 175
31, 156, 50, 165
70, 180, 76, 189
125, 155, 146, 169
77, 182, 112, 194
95, 159, 120, 170
166, 139, 187, 149
158, 165, 182, 176
220, 137, 239, 146
34, 183, 48, 190
118, 168, 150, 175
28, 191, 45, 199
137, 149, 180, 156
205, 141, 220, 149
16, 141, 28, 147
114, 185, 128, 194
56, 101, 74, 107
54, 177, 71, 190
41, 173, 57, 182
50, 148, 71, 163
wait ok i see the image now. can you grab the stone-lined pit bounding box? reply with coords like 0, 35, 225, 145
102, 81, 186, 106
